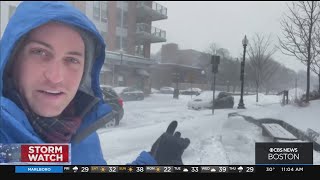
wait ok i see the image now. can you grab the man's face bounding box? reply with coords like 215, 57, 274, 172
14, 22, 85, 117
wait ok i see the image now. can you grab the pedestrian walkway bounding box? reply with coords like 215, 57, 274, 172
227, 112, 320, 152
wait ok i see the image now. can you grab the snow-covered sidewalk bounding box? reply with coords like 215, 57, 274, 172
98, 93, 320, 165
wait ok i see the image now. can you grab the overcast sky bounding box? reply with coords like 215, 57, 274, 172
151, 1, 308, 73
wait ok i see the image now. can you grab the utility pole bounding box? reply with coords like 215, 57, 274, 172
211, 55, 220, 115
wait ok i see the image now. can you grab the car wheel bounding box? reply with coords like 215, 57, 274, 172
193, 107, 200, 110
105, 117, 116, 128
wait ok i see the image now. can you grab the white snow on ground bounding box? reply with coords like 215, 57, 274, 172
97, 92, 320, 165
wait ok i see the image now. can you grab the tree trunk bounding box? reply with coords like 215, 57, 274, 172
318, 74, 320, 94
306, 62, 310, 102
306, 4, 313, 103
265, 87, 269, 95
256, 86, 259, 102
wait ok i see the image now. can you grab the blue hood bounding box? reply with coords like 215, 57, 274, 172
0, 1, 112, 142
0, 2, 160, 165
0, 1, 106, 99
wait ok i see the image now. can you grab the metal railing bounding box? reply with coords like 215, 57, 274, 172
105, 50, 157, 64
136, 23, 166, 39
136, 1, 167, 17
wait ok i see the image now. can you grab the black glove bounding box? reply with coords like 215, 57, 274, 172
150, 121, 190, 165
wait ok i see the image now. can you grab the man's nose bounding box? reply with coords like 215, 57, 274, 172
44, 61, 64, 84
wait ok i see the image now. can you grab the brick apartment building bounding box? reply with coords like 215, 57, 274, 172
0, 1, 167, 94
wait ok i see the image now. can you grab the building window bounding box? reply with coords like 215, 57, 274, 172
9, 5, 16, 18
116, 8, 128, 28
93, 1, 100, 20
93, 1, 107, 23
116, 1, 128, 10
135, 45, 144, 57
101, 1, 107, 23
118, 75, 125, 86
116, 36, 127, 52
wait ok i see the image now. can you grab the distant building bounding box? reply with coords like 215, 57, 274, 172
161, 43, 210, 66
153, 43, 211, 90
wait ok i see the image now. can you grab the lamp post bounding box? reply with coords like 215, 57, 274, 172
120, 49, 124, 65
238, 35, 248, 109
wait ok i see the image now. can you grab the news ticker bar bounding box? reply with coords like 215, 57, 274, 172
1, 165, 318, 174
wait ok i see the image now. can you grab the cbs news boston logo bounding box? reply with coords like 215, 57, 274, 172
255, 142, 313, 165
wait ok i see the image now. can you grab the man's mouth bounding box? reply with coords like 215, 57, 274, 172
38, 90, 64, 96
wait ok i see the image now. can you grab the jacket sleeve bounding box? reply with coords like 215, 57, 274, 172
127, 151, 157, 165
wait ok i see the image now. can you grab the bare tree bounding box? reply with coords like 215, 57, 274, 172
198, 52, 212, 90
202, 42, 221, 90
247, 33, 277, 102
279, 1, 320, 102
262, 59, 282, 94
312, 23, 320, 93
310, 59, 320, 93
206, 42, 219, 55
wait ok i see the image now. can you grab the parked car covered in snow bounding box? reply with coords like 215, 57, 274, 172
188, 91, 234, 110
113, 86, 144, 101
159, 86, 174, 94
151, 88, 160, 94
180, 88, 202, 96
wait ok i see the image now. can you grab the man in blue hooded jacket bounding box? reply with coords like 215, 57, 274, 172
0, 1, 190, 165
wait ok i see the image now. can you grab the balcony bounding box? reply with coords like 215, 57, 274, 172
105, 50, 157, 68
136, 1, 167, 22
136, 23, 166, 43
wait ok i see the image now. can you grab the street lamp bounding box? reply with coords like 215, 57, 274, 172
238, 35, 248, 109
119, 49, 124, 65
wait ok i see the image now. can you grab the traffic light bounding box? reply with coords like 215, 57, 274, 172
211, 55, 220, 74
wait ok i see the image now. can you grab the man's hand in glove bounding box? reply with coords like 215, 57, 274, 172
150, 121, 190, 165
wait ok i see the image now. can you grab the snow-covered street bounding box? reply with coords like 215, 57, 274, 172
97, 92, 320, 165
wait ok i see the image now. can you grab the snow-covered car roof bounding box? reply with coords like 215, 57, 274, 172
113, 86, 144, 94
181, 88, 202, 92
160, 86, 174, 90
113, 87, 130, 94
191, 90, 221, 101
100, 84, 113, 88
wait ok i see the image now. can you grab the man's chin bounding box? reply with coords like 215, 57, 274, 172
33, 108, 64, 117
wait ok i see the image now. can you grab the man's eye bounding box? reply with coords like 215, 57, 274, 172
30, 49, 47, 56
65, 57, 80, 64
